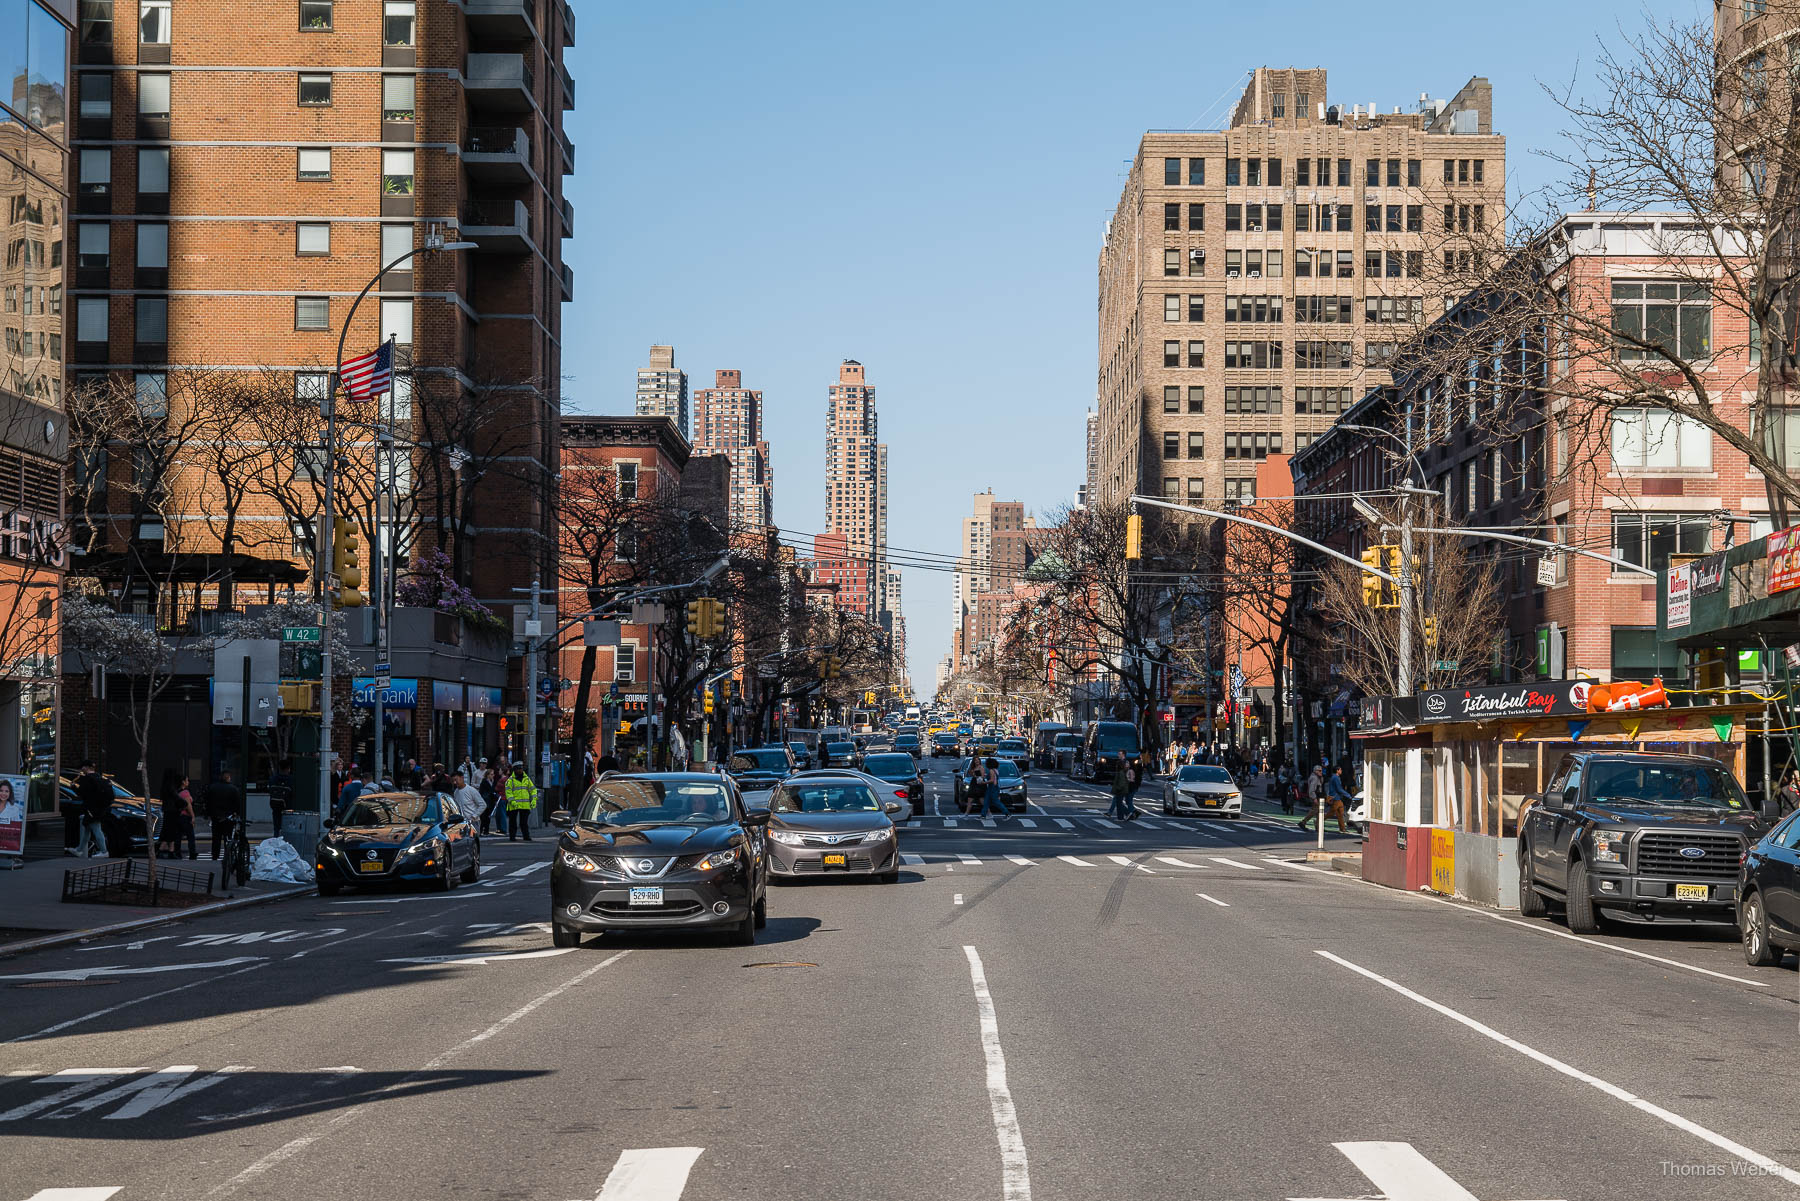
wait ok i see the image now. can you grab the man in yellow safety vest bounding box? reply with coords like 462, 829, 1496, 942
504, 764, 538, 842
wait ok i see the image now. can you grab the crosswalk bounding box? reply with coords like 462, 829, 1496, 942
904, 814, 1296, 836
894, 850, 1286, 874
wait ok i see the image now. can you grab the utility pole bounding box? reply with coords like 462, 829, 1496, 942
525, 573, 542, 807
1397, 489, 1415, 697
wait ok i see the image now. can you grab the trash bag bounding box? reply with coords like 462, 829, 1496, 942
249, 836, 312, 885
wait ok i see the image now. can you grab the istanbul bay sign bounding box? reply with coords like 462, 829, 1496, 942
1417, 681, 1597, 724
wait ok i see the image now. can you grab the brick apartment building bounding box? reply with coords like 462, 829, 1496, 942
1294, 212, 1767, 692
820, 359, 887, 623
693, 368, 772, 540
68, 0, 575, 611
1094, 66, 1504, 509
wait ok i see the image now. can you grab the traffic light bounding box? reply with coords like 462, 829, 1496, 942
685, 600, 704, 636
1423, 615, 1438, 651
331, 517, 364, 607
704, 688, 715, 716
1360, 547, 1383, 607
703, 597, 725, 637
1125, 513, 1142, 561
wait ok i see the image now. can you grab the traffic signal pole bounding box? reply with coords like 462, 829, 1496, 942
1397, 491, 1415, 697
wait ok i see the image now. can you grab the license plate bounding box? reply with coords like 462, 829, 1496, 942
1675, 883, 1710, 901
358, 860, 384, 873
628, 887, 663, 906
822, 853, 848, 869
1201, 798, 1219, 807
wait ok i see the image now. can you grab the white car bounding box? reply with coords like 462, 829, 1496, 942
1162, 765, 1243, 817
787, 768, 915, 822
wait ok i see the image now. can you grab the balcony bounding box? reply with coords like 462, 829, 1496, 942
560, 194, 574, 238
462, 197, 533, 254
560, 0, 575, 46
558, 126, 575, 175
559, 60, 575, 110
463, 125, 531, 182
560, 261, 574, 302
463, 0, 533, 40
464, 53, 533, 113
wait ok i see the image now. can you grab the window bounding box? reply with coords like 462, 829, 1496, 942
137, 147, 169, 193
1246, 203, 1263, 230
1366, 158, 1379, 188
1443, 203, 1455, 232
80, 0, 113, 45
298, 73, 332, 106
381, 149, 415, 196
1163, 340, 1181, 367
1365, 250, 1382, 277
295, 371, 330, 404
1747, 0, 1768, 16
384, 0, 416, 46
1187, 478, 1204, 501
616, 461, 640, 501
1294, 387, 1352, 414
379, 297, 412, 345
77, 297, 108, 342
297, 222, 330, 255
1225, 477, 1256, 502
1187, 295, 1204, 322
1162, 476, 1181, 498
135, 296, 166, 343
1611, 512, 1710, 571
1365, 204, 1380, 233
1188, 157, 1204, 185
1294, 250, 1311, 278
140, 0, 170, 43
1267, 157, 1281, 186
1163, 249, 1180, 277
1163, 431, 1181, 460
1387, 158, 1400, 187
1611, 282, 1711, 360
1164, 203, 1180, 231
1407, 158, 1420, 186
1296, 90, 1309, 114
1491, 448, 1505, 504
1223, 341, 1279, 369
138, 72, 169, 117
1465, 461, 1477, 513
298, 147, 331, 180
295, 296, 329, 330
1459, 159, 1470, 183
1552, 512, 1569, 581
1225, 203, 1241, 231
1266, 204, 1283, 231
1225, 158, 1240, 186
300, 0, 333, 28
1472, 160, 1484, 183
135, 372, 166, 416
1295, 158, 1310, 187
1271, 92, 1285, 118
1164, 157, 1181, 186
136, 222, 167, 268
1163, 385, 1181, 413
1187, 432, 1204, 458
1164, 294, 1181, 322
1336, 157, 1351, 187
1247, 158, 1261, 187
79, 73, 111, 119
1224, 386, 1281, 413
614, 642, 637, 683
381, 74, 415, 121
1336, 250, 1354, 278
77, 223, 108, 268
1187, 203, 1204, 231
1186, 386, 1204, 412
1610, 408, 1712, 469
1187, 340, 1204, 367
80, 148, 111, 195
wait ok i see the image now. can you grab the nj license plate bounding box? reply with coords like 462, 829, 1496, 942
628, 886, 663, 906
358, 860, 384, 873
822, 853, 848, 869
1675, 883, 1710, 901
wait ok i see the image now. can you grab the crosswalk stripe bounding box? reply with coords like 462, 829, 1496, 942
1208, 856, 1263, 871
1155, 856, 1209, 869
0, 1070, 130, 1122
958, 853, 981, 865
24, 1190, 124, 1201
1053, 818, 1075, 829
981, 819, 996, 828
901, 853, 924, 865
1093, 818, 1120, 829
1134, 818, 1167, 829
943, 818, 958, 828
1017, 818, 1037, 828
1005, 854, 1033, 866
505, 862, 550, 878
1105, 855, 1132, 866
1195, 893, 1230, 907
1056, 855, 1095, 867
596, 1146, 705, 1201
1199, 821, 1237, 833
906, 820, 921, 828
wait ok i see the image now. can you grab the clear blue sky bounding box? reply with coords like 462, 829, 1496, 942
566, 0, 1683, 695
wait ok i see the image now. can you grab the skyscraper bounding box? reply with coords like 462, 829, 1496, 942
693, 369, 772, 537
821, 360, 885, 620
636, 345, 688, 437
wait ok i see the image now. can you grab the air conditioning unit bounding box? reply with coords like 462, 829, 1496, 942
1190, 248, 1205, 260
1226, 269, 1240, 278
1248, 224, 1262, 232
1248, 270, 1261, 278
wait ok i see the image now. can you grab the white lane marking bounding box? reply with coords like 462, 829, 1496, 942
1105, 855, 1132, 866
504, 861, 550, 878
954, 894, 964, 906
901, 853, 925, 865
1261, 857, 1332, 874
210, 950, 632, 1196
24, 1190, 124, 1201
1026, 802, 1047, 815
1092, 818, 1120, 828
1056, 855, 1095, 867
1053, 819, 1075, 829
1200, 821, 1238, 833
0, 1070, 132, 1122
1133, 819, 1167, 829
1316, 950, 1800, 1187
943, 818, 959, 828
1155, 856, 1209, 869
383, 948, 578, 967
962, 947, 1033, 1201
1005, 855, 1033, 866
1016, 818, 1038, 829
906, 820, 921, 828
1195, 893, 1230, 907
0, 957, 264, 983
595, 1146, 705, 1201
1319, 1141, 1481, 1201
92, 1066, 251, 1121
1208, 857, 1263, 871
958, 853, 982, 865
74, 936, 176, 954
197, 1067, 362, 1124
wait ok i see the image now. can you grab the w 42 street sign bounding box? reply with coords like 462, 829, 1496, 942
281, 626, 321, 643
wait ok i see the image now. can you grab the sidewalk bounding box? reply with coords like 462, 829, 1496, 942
0, 821, 311, 957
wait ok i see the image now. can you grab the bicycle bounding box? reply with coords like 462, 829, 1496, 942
217, 813, 252, 889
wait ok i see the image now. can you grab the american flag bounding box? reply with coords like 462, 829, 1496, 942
339, 339, 393, 402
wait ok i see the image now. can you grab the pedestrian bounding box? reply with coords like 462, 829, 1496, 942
504, 763, 538, 841
1163, 741, 1180, 778
450, 771, 486, 832
979, 755, 1008, 821
1297, 764, 1327, 831
74, 759, 112, 857
202, 768, 242, 860
58, 772, 83, 857
402, 757, 422, 791
268, 759, 292, 843
1779, 770, 1800, 817
156, 767, 182, 858
962, 757, 986, 815
1324, 764, 1354, 832
336, 767, 366, 820
1124, 754, 1145, 819
428, 763, 452, 794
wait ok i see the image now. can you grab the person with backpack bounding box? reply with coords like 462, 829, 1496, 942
202, 769, 243, 860
1107, 753, 1134, 820
73, 760, 112, 857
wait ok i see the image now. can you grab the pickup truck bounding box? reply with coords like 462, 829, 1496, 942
1518, 751, 1768, 933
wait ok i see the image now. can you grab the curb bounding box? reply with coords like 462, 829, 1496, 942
0, 882, 313, 960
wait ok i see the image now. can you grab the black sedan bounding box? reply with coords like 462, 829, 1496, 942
1740, 808, 1800, 966
549, 773, 770, 947
59, 775, 158, 854
861, 752, 924, 806
930, 732, 961, 757
314, 791, 481, 894
725, 746, 795, 799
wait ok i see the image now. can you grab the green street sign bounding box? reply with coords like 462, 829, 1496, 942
294, 647, 322, 679
282, 626, 322, 643
1432, 659, 1460, 671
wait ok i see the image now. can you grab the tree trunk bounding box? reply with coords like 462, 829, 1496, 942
572, 643, 598, 761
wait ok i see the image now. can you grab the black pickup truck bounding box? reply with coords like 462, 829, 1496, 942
1518, 751, 1769, 933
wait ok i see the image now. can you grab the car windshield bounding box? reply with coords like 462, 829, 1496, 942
825, 742, 856, 756
863, 754, 914, 777
343, 794, 440, 826
730, 750, 789, 772
1095, 725, 1139, 752
577, 779, 734, 825
1053, 734, 1079, 748
772, 783, 881, 813
1177, 766, 1235, 785
999, 740, 1026, 751
1587, 760, 1750, 810
895, 734, 919, 744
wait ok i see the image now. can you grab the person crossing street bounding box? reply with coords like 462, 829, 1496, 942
504, 764, 538, 841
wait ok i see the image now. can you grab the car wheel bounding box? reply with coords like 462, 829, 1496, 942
460, 846, 480, 884
754, 895, 768, 929
316, 875, 339, 897
879, 868, 899, 884
551, 924, 581, 948
1564, 859, 1603, 934
1743, 890, 1781, 967
1162, 799, 1172, 815
731, 905, 757, 945
437, 857, 456, 892
1517, 845, 1547, 917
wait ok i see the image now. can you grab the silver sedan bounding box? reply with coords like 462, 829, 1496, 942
764, 776, 902, 883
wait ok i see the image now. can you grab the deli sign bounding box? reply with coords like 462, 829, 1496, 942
1769, 526, 1800, 595
1417, 681, 1592, 723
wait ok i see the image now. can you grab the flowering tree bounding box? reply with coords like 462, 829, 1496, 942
397, 549, 500, 628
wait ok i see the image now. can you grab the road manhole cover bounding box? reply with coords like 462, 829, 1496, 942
743, 961, 817, 969
14, 979, 120, 989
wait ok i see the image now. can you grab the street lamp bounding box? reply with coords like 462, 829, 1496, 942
315, 231, 477, 823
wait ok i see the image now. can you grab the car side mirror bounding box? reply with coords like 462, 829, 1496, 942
548, 810, 573, 828
322, 819, 336, 830
742, 809, 771, 827
884, 802, 901, 815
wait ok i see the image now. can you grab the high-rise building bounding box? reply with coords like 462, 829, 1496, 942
636, 345, 688, 437
693, 368, 772, 537
67, 0, 576, 608
1084, 408, 1099, 503
822, 360, 885, 620
1093, 68, 1504, 507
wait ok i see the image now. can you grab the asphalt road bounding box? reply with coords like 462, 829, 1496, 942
2, 756, 1798, 1201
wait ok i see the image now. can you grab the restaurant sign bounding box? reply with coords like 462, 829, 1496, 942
1769, 526, 1800, 595
1417, 681, 1594, 724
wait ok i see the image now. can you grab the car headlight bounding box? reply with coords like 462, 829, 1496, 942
1590, 830, 1628, 864
399, 838, 442, 859
862, 827, 893, 843
696, 847, 739, 871
1223, 791, 1240, 799
769, 829, 805, 846
560, 848, 604, 873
